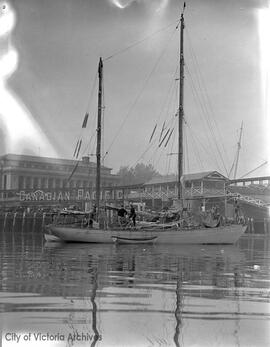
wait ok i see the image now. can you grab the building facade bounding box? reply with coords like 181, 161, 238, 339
0, 154, 119, 209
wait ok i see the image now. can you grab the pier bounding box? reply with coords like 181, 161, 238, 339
0, 173, 269, 225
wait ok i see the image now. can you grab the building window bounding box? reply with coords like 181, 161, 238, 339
48, 178, 54, 189
41, 177, 46, 189
18, 176, 24, 190
3, 174, 7, 189
185, 181, 191, 188
33, 177, 39, 189
26, 177, 31, 189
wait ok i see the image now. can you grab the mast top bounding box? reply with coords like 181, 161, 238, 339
98, 57, 103, 74
182, 2, 186, 15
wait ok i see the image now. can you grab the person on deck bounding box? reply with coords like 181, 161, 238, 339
86, 204, 96, 228
234, 200, 240, 222
118, 205, 128, 227
129, 203, 137, 227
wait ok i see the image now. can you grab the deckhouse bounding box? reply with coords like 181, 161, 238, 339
144, 171, 227, 199
142, 171, 228, 210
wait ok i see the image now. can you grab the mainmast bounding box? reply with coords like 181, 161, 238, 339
178, 3, 185, 200
96, 57, 103, 219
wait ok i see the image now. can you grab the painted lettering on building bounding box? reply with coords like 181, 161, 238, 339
17, 189, 94, 202
16, 189, 118, 202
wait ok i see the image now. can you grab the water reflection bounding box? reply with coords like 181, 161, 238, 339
0, 230, 269, 346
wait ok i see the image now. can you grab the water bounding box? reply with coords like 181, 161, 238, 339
0, 226, 269, 347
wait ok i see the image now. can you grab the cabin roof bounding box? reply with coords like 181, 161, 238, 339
144, 171, 227, 186
183, 171, 228, 181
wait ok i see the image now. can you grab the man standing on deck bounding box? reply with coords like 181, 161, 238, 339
117, 205, 128, 227
129, 203, 137, 227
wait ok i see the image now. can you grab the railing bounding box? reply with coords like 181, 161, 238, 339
0, 187, 269, 207
227, 192, 269, 208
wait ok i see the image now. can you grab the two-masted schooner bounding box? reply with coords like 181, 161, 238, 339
45, 5, 246, 244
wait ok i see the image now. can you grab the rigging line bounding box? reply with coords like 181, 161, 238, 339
149, 66, 177, 144
81, 117, 98, 162
150, 144, 164, 172
239, 160, 268, 179
137, 108, 176, 167
186, 62, 226, 168
186, 28, 230, 171
158, 71, 179, 136
185, 120, 214, 171
185, 66, 222, 170
185, 65, 224, 173
74, 72, 98, 145
67, 160, 80, 182
103, 27, 178, 160
145, 125, 171, 169
186, 61, 228, 175
165, 118, 177, 175
186, 28, 228, 154
82, 110, 98, 156
130, 72, 178, 167
184, 128, 190, 174
168, 121, 177, 173
186, 126, 205, 171
154, 121, 176, 171
157, 114, 177, 145
104, 20, 178, 61
155, 65, 179, 128
86, 71, 98, 112
228, 156, 237, 179
156, 63, 179, 122
228, 141, 238, 178
132, 137, 160, 168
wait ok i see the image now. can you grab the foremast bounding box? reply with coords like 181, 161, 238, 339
178, 4, 185, 201
96, 57, 103, 220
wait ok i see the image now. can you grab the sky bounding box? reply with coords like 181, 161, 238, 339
0, 0, 269, 178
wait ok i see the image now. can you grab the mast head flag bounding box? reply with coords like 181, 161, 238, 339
0, 1, 56, 157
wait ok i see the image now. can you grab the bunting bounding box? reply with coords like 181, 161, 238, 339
76, 139, 82, 158
159, 128, 170, 147
159, 121, 166, 142
149, 124, 157, 143
82, 113, 89, 128
67, 161, 80, 182
73, 140, 79, 158
164, 128, 174, 147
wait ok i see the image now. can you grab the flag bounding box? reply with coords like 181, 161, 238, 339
82, 113, 89, 128
76, 139, 82, 158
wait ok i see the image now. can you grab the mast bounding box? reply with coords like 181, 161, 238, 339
96, 57, 103, 219
178, 3, 185, 200
233, 121, 243, 179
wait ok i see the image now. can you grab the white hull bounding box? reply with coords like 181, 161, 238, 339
48, 224, 247, 244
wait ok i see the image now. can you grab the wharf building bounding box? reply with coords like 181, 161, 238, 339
0, 154, 119, 210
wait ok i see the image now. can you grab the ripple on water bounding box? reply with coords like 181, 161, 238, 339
0, 232, 270, 346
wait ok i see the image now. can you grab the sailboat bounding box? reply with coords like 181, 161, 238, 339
46, 5, 247, 244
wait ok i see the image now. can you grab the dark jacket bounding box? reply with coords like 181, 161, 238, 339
118, 208, 127, 217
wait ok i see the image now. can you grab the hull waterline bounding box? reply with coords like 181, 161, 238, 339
49, 224, 247, 244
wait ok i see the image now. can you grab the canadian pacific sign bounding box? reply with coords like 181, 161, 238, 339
16, 189, 122, 202
17, 189, 94, 202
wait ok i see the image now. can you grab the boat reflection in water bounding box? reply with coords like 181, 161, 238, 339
1, 231, 269, 346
